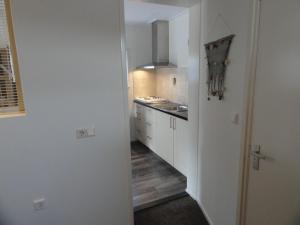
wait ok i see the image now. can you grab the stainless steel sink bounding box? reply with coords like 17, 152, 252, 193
177, 105, 188, 112
160, 105, 178, 111
151, 103, 188, 112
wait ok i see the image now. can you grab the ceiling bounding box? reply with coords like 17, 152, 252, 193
125, 0, 186, 25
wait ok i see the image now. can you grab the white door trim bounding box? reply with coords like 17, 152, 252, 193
118, 0, 134, 224
237, 0, 262, 224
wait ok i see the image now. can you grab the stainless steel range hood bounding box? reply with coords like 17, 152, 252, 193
136, 20, 176, 70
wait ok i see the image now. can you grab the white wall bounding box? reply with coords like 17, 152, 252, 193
197, 0, 252, 224
0, 1, 133, 225
156, 67, 188, 105
126, 24, 152, 71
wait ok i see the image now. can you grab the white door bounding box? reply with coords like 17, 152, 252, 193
154, 111, 174, 165
245, 0, 300, 225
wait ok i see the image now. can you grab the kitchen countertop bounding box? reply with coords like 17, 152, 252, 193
134, 100, 188, 121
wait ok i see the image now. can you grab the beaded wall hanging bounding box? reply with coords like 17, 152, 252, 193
205, 34, 235, 100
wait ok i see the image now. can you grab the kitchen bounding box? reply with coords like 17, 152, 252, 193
125, 0, 200, 212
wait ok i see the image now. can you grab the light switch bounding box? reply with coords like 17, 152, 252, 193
33, 198, 46, 211
76, 127, 95, 139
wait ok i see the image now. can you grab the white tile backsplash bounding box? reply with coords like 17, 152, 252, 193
131, 67, 189, 105
156, 68, 188, 105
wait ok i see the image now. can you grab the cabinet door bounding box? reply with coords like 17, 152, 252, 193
135, 104, 145, 143
173, 118, 189, 176
144, 107, 155, 149
169, 12, 189, 68
154, 111, 174, 165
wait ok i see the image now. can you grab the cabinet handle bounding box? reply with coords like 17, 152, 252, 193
146, 122, 152, 126
170, 117, 172, 129
173, 118, 176, 130
146, 136, 152, 140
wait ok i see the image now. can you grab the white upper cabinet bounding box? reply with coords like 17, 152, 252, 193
169, 11, 189, 68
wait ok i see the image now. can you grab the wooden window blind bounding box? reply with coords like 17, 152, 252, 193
0, 0, 25, 117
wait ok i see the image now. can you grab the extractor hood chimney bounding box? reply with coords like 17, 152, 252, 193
136, 20, 176, 70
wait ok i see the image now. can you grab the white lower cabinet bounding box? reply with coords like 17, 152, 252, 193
144, 107, 155, 150
154, 110, 189, 176
173, 117, 189, 176
154, 110, 174, 165
135, 103, 188, 176
135, 104, 155, 150
135, 104, 145, 143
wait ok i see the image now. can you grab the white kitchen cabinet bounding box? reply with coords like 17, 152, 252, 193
135, 103, 189, 177
173, 117, 189, 176
144, 106, 155, 150
135, 104, 145, 143
154, 110, 174, 165
169, 11, 189, 68
135, 103, 155, 150
154, 110, 188, 175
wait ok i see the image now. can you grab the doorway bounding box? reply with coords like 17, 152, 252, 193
122, 0, 203, 221
240, 0, 300, 224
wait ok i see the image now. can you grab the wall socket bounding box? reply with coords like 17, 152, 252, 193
76, 127, 96, 139
33, 198, 46, 211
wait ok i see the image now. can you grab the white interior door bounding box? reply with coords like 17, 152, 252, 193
245, 0, 300, 225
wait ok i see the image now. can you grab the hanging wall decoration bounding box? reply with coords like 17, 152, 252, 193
205, 34, 235, 100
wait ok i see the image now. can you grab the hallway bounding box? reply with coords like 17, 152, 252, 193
132, 142, 187, 211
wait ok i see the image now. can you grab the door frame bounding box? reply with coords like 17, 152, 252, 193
237, 0, 262, 224
119, 0, 135, 224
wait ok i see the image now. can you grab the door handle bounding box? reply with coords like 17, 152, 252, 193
250, 150, 266, 160
173, 118, 176, 130
250, 145, 267, 170
170, 117, 173, 129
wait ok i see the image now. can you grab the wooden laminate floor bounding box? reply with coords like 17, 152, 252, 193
131, 142, 187, 211
134, 196, 209, 225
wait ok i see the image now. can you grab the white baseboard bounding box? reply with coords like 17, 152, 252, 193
186, 188, 197, 200
196, 199, 214, 225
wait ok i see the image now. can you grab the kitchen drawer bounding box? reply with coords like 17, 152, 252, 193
144, 123, 153, 138
136, 127, 145, 143
144, 134, 154, 149
135, 117, 144, 131
136, 103, 144, 113
134, 103, 155, 150
144, 107, 154, 123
